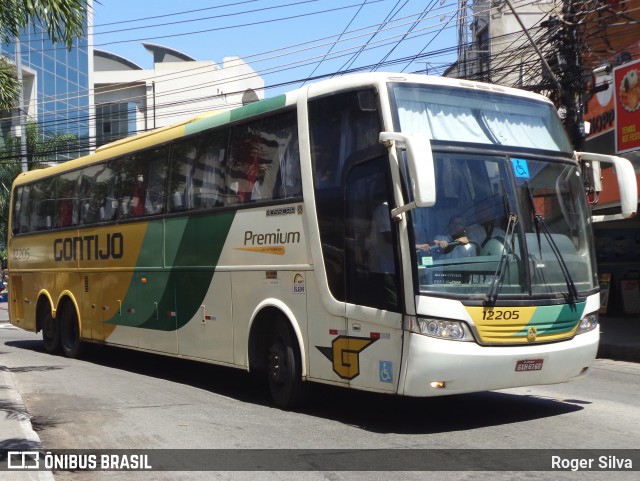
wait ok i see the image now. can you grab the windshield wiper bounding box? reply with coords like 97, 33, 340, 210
485, 213, 517, 305
524, 182, 579, 302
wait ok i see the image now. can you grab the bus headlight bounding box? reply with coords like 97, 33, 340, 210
576, 312, 598, 335
405, 316, 474, 341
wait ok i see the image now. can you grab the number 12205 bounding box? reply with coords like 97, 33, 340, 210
482, 309, 520, 321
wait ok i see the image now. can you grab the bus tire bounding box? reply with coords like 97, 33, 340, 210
41, 305, 61, 354
60, 302, 84, 359
267, 317, 306, 410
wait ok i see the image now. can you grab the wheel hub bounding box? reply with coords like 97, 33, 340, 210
268, 341, 285, 383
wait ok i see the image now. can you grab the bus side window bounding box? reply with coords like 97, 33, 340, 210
144, 147, 169, 215
228, 124, 266, 204
91, 163, 118, 222
168, 140, 197, 212
274, 133, 302, 199
12, 186, 24, 234
54, 170, 81, 228
29, 180, 55, 231
115, 155, 144, 218
227, 110, 299, 204
78, 167, 98, 224
268, 112, 301, 200
194, 132, 226, 209
18, 185, 31, 233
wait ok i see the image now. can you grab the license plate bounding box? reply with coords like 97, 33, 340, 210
515, 359, 544, 372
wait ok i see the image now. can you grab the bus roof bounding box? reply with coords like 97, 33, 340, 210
11, 93, 293, 187
304, 72, 554, 106
11, 72, 554, 188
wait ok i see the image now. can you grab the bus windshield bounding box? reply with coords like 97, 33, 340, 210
389, 83, 596, 299
390, 83, 574, 154
408, 154, 597, 299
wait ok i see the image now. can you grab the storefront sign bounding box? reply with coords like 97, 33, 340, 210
614, 59, 640, 153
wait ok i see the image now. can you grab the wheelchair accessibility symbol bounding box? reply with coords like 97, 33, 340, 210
379, 361, 393, 383
511, 158, 530, 179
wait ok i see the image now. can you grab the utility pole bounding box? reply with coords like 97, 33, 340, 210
556, 0, 585, 151
457, 1, 470, 79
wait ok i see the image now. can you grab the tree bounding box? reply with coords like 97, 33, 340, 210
0, 57, 20, 110
0, 0, 88, 110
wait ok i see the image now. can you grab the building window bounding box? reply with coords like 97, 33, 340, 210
96, 102, 136, 146
476, 27, 490, 82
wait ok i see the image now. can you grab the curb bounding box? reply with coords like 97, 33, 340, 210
1, 362, 55, 481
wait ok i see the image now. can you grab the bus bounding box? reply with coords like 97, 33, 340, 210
7, 73, 637, 409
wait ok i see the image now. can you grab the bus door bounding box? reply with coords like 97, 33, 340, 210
343, 157, 403, 393
306, 88, 402, 390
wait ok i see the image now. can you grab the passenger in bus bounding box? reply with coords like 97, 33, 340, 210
59, 192, 74, 227
432, 215, 477, 259
250, 158, 270, 201
130, 174, 146, 217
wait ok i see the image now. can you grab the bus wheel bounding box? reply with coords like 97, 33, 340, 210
60, 303, 84, 359
42, 308, 61, 354
267, 318, 306, 409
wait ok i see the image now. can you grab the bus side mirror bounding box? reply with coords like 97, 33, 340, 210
379, 132, 436, 208
575, 152, 638, 221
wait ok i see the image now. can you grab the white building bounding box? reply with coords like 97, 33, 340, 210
93, 43, 264, 146
447, 0, 559, 87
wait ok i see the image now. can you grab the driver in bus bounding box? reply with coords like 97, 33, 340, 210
431, 215, 477, 259
414, 212, 474, 259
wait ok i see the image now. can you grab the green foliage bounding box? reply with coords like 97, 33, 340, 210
0, 0, 86, 47
0, 57, 20, 111
0, 0, 88, 110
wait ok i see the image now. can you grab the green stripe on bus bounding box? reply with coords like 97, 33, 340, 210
184, 95, 287, 136
516, 302, 586, 337
106, 211, 236, 331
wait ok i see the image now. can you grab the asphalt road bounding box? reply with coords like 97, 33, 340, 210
2, 324, 639, 481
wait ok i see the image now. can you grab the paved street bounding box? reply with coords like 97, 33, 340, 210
1, 306, 640, 480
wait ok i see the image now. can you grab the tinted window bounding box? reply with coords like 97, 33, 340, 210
54, 170, 81, 227
309, 89, 384, 301
227, 110, 300, 204
29, 178, 55, 231
78, 163, 118, 223
167, 132, 227, 212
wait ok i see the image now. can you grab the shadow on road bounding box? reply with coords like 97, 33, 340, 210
5, 339, 585, 435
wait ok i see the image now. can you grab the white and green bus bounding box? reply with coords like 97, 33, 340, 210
8, 73, 637, 408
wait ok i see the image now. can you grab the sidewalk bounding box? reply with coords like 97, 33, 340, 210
0, 301, 638, 480
597, 313, 640, 363
0, 303, 54, 480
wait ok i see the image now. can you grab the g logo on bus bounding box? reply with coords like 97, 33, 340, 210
316, 336, 377, 380
527, 326, 538, 342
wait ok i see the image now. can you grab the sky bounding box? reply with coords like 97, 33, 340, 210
91, 0, 462, 97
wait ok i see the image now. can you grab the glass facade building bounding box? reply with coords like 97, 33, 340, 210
0, 5, 93, 162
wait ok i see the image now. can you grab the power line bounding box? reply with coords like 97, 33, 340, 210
7, 0, 636, 162
9, 2, 463, 117
302, 0, 371, 84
